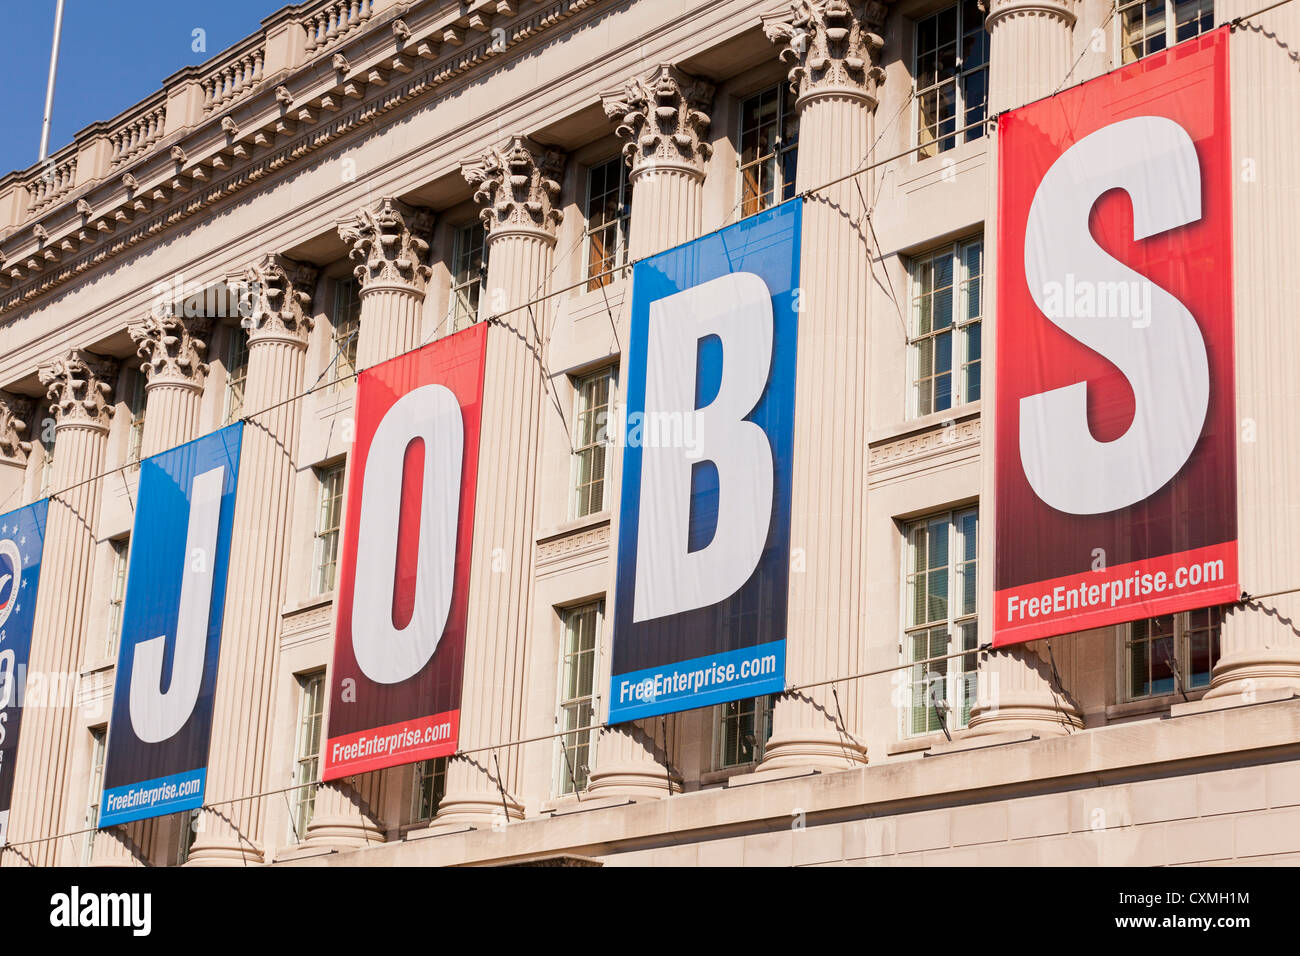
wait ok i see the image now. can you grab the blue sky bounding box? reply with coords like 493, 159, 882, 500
1, 0, 279, 177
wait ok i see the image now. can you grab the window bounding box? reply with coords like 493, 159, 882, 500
714, 695, 775, 769
82, 727, 106, 866
1123, 606, 1223, 700
914, 0, 988, 159
908, 237, 983, 417
105, 537, 130, 660
312, 462, 346, 595
556, 602, 601, 795
289, 671, 325, 843
123, 368, 146, 472
222, 325, 249, 424
738, 84, 799, 218
571, 367, 614, 519
450, 222, 488, 332
328, 277, 361, 388
902, 508, 979, 736
410, 757, 448, 824
585, 157, 631, 290
1119, 0, 1214, 64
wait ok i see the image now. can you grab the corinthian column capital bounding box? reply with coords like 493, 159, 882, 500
762, 0, 887, 107
235, 254, 319, 347
37, 350, 119, 433
337, 197, 435, 295
127, 312, 212, 392
0, 392, 34, 463
601, 64, 715, 180
461, 135, 566, 240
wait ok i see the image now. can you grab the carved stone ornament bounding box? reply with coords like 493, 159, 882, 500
127, 311, 212, 390
601, 64, 715, 177
0, 392, 35, 462
762, 0, 887, 104
461, 135, 566, 237
337, 197, 434, 293
37, 350, 119, 431
234, 254, 318, 345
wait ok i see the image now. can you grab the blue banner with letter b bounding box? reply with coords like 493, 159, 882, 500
609, 199, 801, 722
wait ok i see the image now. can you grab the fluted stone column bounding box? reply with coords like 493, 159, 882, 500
296, 200, 435, 851
128, 312, 211, 456
84, 315, 213, 865
967, 0, 1083, 737
601, 64, 714, 259
753, 0, 882, 773
0, 392, 34, 506
338, 197, 435, 370
583, 66, 716, 799
185, 255, 318, 865
1205, 1, 1300, 702
432, 137, 565, 827
985, 0, 1075, 115
1, 352, 117, 867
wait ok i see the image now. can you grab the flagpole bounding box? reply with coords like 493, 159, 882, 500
38, 0, 67, 163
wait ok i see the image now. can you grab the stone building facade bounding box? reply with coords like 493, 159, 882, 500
0, 0, 1297, 867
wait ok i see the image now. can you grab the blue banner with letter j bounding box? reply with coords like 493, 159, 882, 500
99, 423, 242, 827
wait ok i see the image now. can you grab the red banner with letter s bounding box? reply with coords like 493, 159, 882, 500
323, 323, 486, 779
994, 28, 1237, 647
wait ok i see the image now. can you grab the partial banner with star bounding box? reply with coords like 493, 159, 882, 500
0, 498, 50, 847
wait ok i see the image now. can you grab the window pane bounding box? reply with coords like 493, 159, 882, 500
916, 2, 988, 153
717, 696, 774, 768
291, 672, 325, 842
904, 509, 978, 736
964, 323, 982, 402
572, 368, 614, 519
585, 157, 630, 290
224, 327, 249, 423
329, 278, 361, 387
739, 85, 797, 217
557, 603, 601, 794
451, 222, 488, 331
312, 464, 346, 594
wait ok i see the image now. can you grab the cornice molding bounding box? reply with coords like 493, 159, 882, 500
0, 0, 608, 316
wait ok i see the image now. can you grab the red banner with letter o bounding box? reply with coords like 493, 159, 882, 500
323, 323, 486, 779
994, 28, 1237, 647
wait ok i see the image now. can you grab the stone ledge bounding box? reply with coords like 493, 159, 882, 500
886, 733, 947, 756
724, 766, 820, 789
276, 696, 1300, 867
551, 796, 636, 817
488, 853, 604, 867
404, 824, 475, 841
272, 844, 336, 863
1169, 688, 1298, 718
925, 730, 1037, 757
